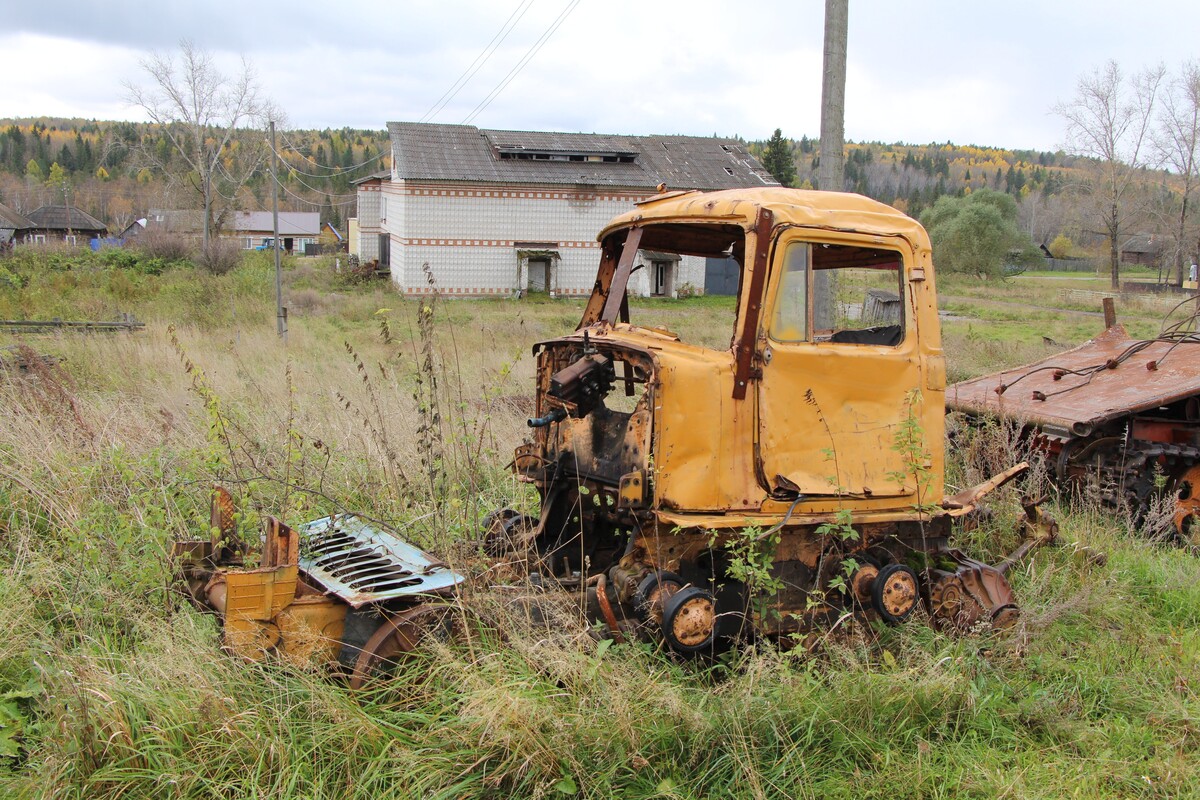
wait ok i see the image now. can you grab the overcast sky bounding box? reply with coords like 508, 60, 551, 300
3, 1, 1198, 152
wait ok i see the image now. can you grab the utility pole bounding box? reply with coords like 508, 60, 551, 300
270, 120, 287, 342
819, 0, 848, 194
815, 0, 848, 329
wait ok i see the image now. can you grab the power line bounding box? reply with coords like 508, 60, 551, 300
462, 0, 582, 126
276, 131, 389, 175
274, 147, 385, 181
419, 0, 537, 123
278, 167, 362, 200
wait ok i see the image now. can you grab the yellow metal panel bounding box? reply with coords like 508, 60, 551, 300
276, 595, 349, 666
759, 346, 919, 497
602, 188, 930, 251
221, 565, 299, 621
651, 341, 757, 511
216, 565, 299, 661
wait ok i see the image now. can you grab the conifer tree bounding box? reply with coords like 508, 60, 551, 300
762, 128, 796, 187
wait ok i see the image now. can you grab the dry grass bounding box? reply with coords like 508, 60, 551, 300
1, 255, 1199, 798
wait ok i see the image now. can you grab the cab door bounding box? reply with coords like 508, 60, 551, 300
755, 230, 920, 499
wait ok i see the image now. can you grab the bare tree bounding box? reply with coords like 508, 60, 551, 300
125, 40, 275, 248
1055, 60, 1165, 289
1155, 62, 1200, 287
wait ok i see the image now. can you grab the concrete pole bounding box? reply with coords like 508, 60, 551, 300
815, 0, 848, 329
270, 120, 287, 342
819, 0, 848, 194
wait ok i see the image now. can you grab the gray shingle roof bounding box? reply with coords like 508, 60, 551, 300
26, 205, 107, 233
147, 209, 204, 234
233, 211, 320, 236
0, 201, 34, 230
1120, 234, 1162, 254
350, 170, 391, 186
387, 122, 778, 190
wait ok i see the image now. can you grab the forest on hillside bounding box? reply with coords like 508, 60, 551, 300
0, 118, 390, 234
4, 59, 1195, 291
746, 132, 1188, 266
0, 116, 1094, 249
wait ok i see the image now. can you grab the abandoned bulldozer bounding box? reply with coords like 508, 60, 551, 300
503, 187, 1055, 651
948, 320, 1200, 543
176, 188, 1054, 675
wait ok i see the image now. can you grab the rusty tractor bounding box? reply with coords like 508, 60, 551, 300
948, 319, 1200, 543
176, 188, 1055, 677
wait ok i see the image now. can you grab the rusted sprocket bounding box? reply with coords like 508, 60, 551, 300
349, 604, 460, 690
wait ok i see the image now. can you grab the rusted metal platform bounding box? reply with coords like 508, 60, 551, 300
947, 325, 1200, 438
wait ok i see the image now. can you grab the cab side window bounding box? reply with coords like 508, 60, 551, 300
813, 242, 903, 346
768, 242, 808, 342
769, 238, 905, 346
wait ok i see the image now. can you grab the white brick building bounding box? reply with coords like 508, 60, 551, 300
354, 123, 776, 297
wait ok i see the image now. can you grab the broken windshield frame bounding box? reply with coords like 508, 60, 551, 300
578, 221, 748, 336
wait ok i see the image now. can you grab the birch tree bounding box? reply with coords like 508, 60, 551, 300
125, 40, 274, 248
1054, 61, 1164, 289
1155, 62, 1200, 287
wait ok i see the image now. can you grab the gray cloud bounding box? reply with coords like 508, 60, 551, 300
7, 0, 1200, 151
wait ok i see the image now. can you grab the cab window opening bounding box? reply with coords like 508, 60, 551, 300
769, 240, 904, 347
597, 222, 746, 351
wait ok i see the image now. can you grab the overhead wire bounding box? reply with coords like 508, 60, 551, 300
461, 0, 583, 125
275, 132, 389, 176
248, 0, 581, 212
419, 0, 538, 123
278, 167, 363, 200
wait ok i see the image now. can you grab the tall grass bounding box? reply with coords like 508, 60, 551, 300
0, 253, 1198, 797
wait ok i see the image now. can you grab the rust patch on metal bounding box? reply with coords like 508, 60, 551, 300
732, 207, 773, 400
667, 592, 715, 648
1175, 464, 1200, 543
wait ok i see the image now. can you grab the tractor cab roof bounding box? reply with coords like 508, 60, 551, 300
599, 187, 930, 253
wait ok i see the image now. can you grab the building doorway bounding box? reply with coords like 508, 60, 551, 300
527, 258, 551, 293
651, 259, 674, 297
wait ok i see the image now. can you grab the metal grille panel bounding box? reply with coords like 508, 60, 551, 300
298, 515, 464, 608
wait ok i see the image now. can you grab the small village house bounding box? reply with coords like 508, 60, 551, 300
231, 211, 321, 254
123, 209, 321, 254
1119, 234, 1162, 268
0, 202, 34, 248
22, 205, 107, 245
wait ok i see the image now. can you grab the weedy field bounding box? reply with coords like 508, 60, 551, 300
0, 249, 1198, 799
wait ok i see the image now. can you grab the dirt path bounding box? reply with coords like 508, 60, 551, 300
1018, 275, 1097, 281
939, 294, 1104, 318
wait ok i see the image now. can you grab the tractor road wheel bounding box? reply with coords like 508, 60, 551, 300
633, 571, 685, 625
661, 586, 718, 655
872, 564, 919, 624
349, 604, 459, 690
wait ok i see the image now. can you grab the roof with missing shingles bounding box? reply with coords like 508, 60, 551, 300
386, 122, 778, 190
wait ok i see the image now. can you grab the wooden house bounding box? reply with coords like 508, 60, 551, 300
23, 205, 107, 245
